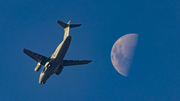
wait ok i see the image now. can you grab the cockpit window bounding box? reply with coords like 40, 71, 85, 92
41, 67, 46, 73
47, 63, 52, 68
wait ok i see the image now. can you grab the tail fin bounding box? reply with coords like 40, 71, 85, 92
57, 20, 81, 40
57, 20, 81, 29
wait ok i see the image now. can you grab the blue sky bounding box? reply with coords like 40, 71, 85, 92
0, 0, 180, 100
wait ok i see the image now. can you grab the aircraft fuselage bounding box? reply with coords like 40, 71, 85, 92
39, 35, 71, 84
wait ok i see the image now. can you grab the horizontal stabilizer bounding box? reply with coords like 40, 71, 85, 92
57, 20, 81, 28
23, 49, 49, 65
70, 24, 82, 28
57, 20, 67, 28
63, 60, 92, 66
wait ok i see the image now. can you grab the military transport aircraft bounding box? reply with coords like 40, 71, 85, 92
23, 20, 92, 84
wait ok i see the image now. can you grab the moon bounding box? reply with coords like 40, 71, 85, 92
111, 34, 138, 77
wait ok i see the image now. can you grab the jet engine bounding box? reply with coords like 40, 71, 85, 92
56, 65, 64, 75
34, 62, 42, 72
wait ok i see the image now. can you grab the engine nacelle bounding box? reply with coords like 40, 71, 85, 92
56, 65, 64, 75
34, 62, 42, 72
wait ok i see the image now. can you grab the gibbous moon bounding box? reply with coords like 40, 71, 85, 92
111, 34, 138, 76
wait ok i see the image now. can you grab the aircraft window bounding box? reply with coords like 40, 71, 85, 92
47, 63, 52, 68
42, 67, 45, 73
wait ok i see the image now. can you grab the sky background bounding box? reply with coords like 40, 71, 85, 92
0, 0, 180, 101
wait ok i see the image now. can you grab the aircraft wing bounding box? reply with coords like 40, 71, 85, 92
23, 49, 49, 65
63, 60, 92, 66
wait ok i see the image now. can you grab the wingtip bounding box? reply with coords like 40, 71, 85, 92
23, 48, 25, 52
57, 20, 60, 23
23, 48, 30, 53
88, 60, 92, 63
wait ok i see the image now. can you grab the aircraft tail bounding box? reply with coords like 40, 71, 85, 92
57, 20, 81, 39
57, 20, 81, 28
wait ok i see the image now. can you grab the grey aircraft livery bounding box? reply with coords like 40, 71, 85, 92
23, 20, 92, 84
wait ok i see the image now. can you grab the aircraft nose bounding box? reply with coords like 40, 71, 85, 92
39, 80, 42, 84
39, 73, 44, 84
39, 78, 42, 84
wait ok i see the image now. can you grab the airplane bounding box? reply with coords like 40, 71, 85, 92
23, 20, 92, 84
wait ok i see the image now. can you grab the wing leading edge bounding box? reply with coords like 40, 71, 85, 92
63, 60, 92, 66
23, 49, 49, 65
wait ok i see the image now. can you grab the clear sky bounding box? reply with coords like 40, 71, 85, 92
0, 0, 180, 101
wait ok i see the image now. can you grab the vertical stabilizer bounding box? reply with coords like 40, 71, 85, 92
63, 20, 71, 40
